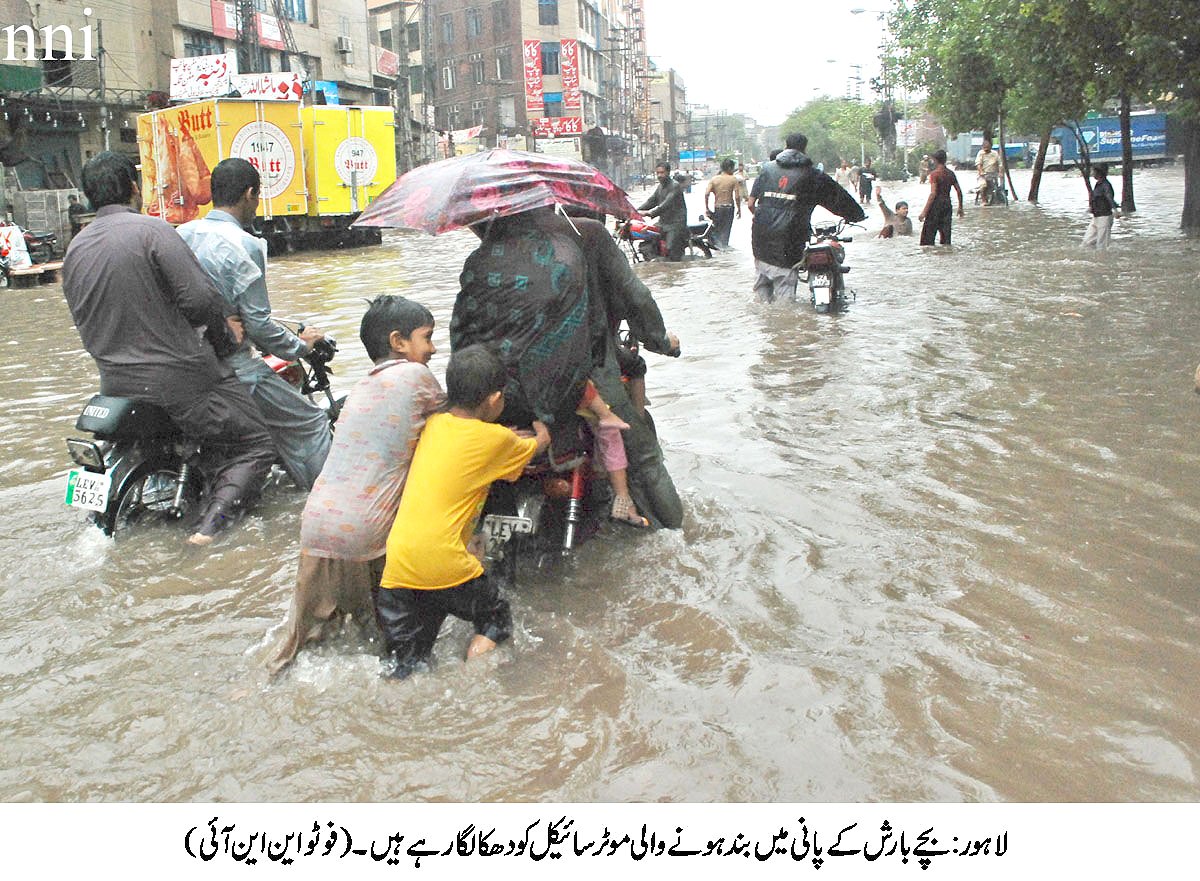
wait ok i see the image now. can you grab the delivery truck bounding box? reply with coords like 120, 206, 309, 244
137, 98, 397, 252
1035, 111, 1169, 169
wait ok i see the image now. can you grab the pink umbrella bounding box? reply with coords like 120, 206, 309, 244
351, 148, 642, 233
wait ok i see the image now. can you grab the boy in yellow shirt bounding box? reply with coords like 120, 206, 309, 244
375, 344, 550, 678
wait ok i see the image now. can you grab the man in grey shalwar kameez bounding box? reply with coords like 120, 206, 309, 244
179, 158, 331, 490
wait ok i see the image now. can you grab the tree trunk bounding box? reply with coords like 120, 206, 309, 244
1027, 126, 1051, 203
1119, 92, 1136, 213
1183, 116, 1200, 237
998, 111, 1018, 201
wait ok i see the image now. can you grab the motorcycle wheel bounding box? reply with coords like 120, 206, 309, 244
638, 241, 657, 262
689, 239, 712, 259
103, 463, 199, 536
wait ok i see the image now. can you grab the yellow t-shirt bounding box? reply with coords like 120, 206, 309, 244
380, 412, 539, 590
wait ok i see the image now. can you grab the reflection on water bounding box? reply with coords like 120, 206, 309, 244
2, 167, 1199, 801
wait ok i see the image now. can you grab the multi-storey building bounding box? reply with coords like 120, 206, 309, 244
367, 0, 429, 168
0, 0, 382, 198
422, 0, 650, 183
647, 64, 684, 166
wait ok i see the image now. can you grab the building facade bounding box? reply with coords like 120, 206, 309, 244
421, 0, 650, 183
0, 0, 383, 203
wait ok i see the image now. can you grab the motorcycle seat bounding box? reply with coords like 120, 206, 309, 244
75, 394, 179, 440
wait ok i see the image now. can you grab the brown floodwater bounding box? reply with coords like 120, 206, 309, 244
2, 165, 1198, 802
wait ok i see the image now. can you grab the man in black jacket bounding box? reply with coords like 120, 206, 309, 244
638, 162, 688, 261
747, 133, 864, 301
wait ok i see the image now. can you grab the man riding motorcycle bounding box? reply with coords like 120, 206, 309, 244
637, 162, 689, 262
62, 151, 275, 545
178, 158, 331, 491
747, 132, 865, 302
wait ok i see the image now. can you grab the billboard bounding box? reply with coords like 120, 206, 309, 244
530, 116, 583, 138
169, 52, 236, 102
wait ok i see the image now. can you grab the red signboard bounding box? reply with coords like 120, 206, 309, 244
373, 45, 400, 77
560, 39, 581, 111
523, 40, 544, 115
530, 116, 583, 138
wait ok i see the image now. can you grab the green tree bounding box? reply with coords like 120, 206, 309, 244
778, 98, 877, 172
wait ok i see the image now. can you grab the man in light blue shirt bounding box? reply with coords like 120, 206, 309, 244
178, 158, 330, 490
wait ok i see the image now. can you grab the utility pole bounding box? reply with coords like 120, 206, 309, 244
237, 0, 261, 74
95, 14, 108, 150
386, 1, 414, 173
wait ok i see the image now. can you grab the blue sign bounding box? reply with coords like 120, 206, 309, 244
304, 79, 340, 105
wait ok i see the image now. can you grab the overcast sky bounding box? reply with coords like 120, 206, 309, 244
641, 2, 892, 125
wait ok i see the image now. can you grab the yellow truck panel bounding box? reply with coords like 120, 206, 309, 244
301, 105, 397, 217
138, 98, 308, 223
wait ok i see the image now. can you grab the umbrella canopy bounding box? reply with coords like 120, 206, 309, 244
351, 148, 642, 233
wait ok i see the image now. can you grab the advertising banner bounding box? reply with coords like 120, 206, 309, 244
536, 137, 582, 160
233, 72, 303, 101
139, 99, 307, 224
523, 40, 544, 114
530, 116, 583, 138
169, 52, 236, 102
560, 39, 581, 111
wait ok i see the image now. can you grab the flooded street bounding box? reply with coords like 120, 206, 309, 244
3, 165, 1199, 802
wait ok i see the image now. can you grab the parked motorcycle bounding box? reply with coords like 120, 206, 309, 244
796, 220, 857, 313
64, 334, 340, 536
615, 216, 714, 262
22, 229, 57, 264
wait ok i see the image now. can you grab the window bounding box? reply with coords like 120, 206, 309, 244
407, 21, 421, 51
471, 100, 484, 125
538, 0, 559, 26
466, 8, 483, 38
183, 30, 223, 57
409, 64, 423, 94
495, 48, 512, 82
379, 28, 392, 51
544, 95, 563, 118
470, 52, 484, 84
281, 0, 307, 23
440, 13, 454, 44
441, 61, 455, 91
541, 42, 559, 75
491, 1, 510, 34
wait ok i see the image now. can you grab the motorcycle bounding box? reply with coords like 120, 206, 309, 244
0, 244, 10, 287
22, 229, 57, 264
796, 220, 857, 313
63, 332, 340, 537
974, 174, 1008, 206
615, 216, 714, 262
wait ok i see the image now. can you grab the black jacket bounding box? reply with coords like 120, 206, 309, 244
750, 149, 864, 267
638, 178, 687, 230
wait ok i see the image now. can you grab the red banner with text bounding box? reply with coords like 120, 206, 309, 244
530, 116, 583, 138
523, 40, 544, 115
560, 39, 581, 111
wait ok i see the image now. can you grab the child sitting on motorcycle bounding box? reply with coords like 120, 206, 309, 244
267, 295, 445, 675
375, 345, 550, 679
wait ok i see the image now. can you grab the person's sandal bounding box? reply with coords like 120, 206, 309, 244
610, 494, 649, 528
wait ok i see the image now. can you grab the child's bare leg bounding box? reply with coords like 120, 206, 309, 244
467, 634, 497, 658
585, 393, 629, 431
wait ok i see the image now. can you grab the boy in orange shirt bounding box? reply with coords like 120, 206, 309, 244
375, 344, 550, 678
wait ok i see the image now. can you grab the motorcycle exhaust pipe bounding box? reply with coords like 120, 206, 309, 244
169, 461, 191, 519
562, 464, 587, 553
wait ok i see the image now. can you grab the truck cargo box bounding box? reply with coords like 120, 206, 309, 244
301, 105, 397, 217
137, 98, 308, 224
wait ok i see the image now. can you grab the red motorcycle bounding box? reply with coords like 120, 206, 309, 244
615, 215, 715, 262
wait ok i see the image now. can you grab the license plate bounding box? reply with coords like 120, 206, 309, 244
813, 284, 831, 306
482, 514, 534, 555
65, 469, 111, 512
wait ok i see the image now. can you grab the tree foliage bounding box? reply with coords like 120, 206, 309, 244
778, 98, 877, 171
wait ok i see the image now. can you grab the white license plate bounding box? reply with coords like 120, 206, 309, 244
813, 284, 831, 306
65, 469, 111, 512
482, 514, 534, 554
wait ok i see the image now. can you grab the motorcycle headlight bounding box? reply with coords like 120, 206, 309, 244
66, 438, 106, 471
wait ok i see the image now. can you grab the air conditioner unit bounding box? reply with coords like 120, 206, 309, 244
335, 35, 353, 54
